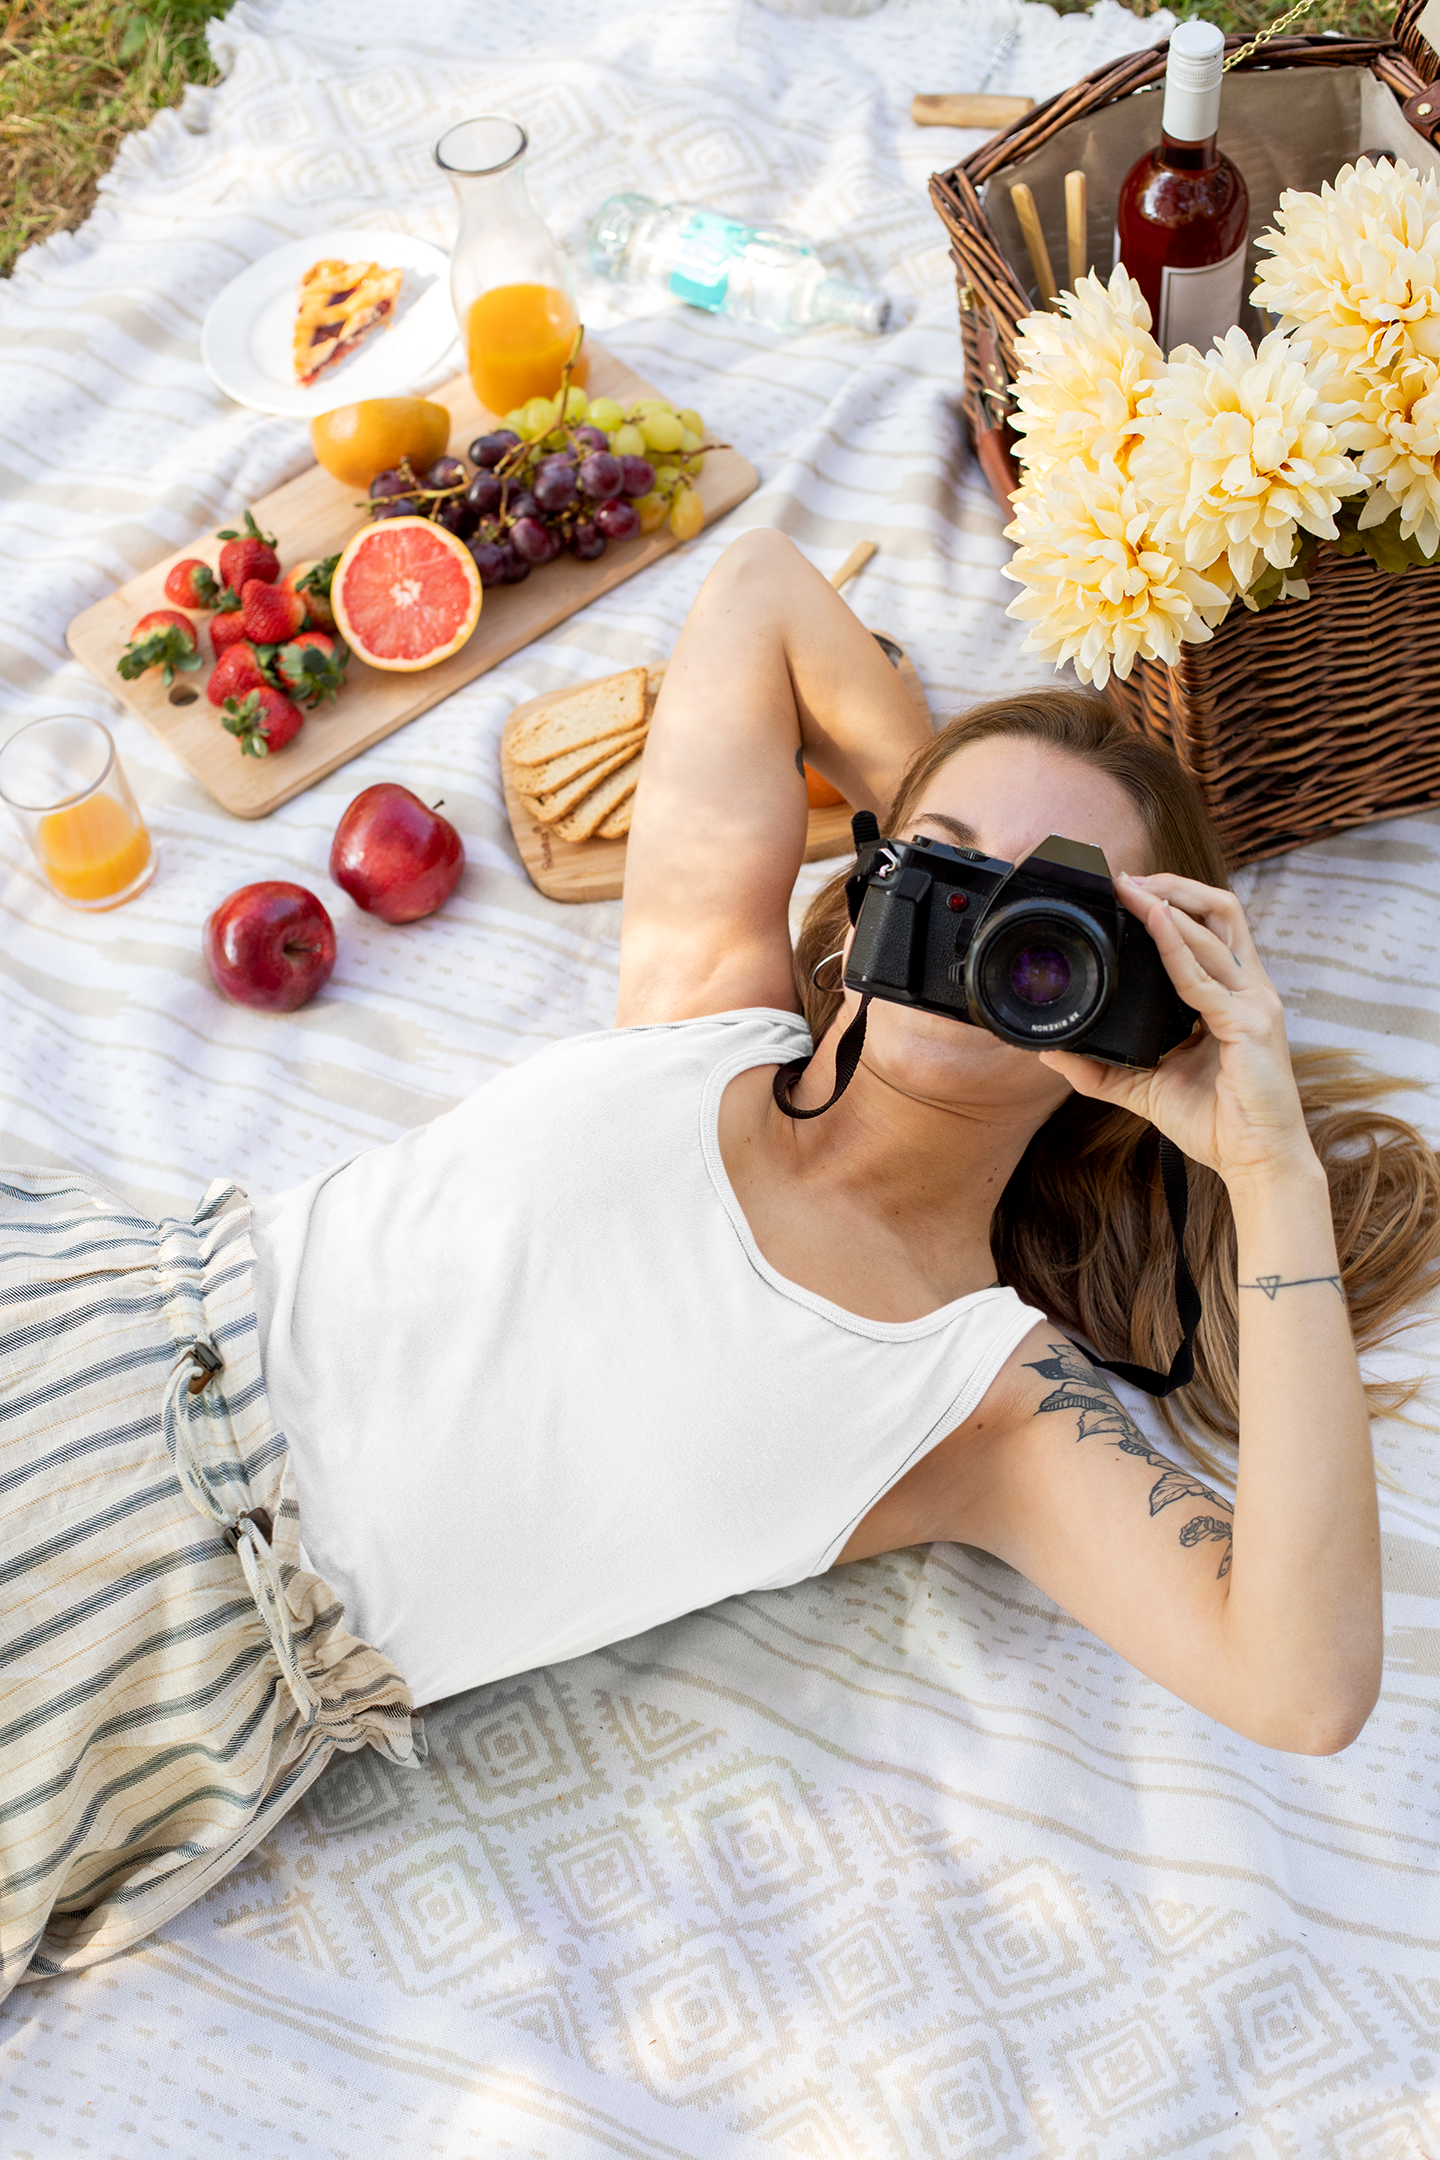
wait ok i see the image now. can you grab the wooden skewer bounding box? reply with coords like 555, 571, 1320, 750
1009, 183, 1057, 309
1065, 170, 1088, 290
830, 540, 877, 593
911, 93, 1033, 129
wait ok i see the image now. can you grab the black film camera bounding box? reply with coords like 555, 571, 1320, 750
843, 827, 1197, 1068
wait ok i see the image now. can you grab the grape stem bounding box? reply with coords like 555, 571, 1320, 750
357, 332, 712, 556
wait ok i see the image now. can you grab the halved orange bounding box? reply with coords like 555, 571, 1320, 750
310, 398, 451, 489
331, 519, 482, 672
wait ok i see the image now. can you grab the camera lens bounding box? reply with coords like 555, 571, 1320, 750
965, 899, 1115, 1048
1009, 945, 1071, 1007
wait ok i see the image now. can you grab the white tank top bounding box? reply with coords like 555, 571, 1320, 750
249, 1010, 1045, 1706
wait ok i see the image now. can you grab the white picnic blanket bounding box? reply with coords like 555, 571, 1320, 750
2, 1, 1439, 2155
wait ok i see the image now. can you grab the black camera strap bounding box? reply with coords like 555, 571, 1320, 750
772, 995, 872, 1119
774, 1003, 1201, 1400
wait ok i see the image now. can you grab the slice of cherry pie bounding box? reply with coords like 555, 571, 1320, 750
293, 259, 404, 387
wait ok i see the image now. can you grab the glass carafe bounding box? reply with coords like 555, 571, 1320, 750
435, 116, 588, 418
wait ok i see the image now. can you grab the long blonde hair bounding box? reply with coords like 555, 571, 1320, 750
795, 689, 1440, 1462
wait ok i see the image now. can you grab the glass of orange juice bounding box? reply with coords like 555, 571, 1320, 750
435, 116, 589, 416
0, 716, 156, 910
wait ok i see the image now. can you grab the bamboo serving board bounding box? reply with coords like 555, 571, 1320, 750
65, 344, 758, 819
501, 641, 929, 905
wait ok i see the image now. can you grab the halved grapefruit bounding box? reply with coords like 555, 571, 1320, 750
331, 518, 482, 673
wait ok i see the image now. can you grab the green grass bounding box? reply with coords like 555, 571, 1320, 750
0, 0, 1402, 279
0, 0, 231, 276
1055, 0, 1394, 27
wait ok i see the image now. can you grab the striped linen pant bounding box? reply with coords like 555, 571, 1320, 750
0, 1169, 421, 2000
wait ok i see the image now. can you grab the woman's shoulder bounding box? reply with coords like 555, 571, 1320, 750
542, 1005, 812, 1072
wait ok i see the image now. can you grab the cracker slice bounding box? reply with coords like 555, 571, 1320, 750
518, 723, 647, 799
596, 794, 634, 841
508, 666, 648, 766
552, 756, 641, 844
520, 737, 642, 824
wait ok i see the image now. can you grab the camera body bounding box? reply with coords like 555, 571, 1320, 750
843, 830, 1196, 1068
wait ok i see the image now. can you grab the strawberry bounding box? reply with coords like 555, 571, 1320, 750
217, 509, 280, 591
163, 558, 222, 609
282, 554, 339, 631
273, 630, 349, 707
222, 687, 305, 759
207, 640, 271, 707
210, 601, 250, 658
241, 577, 306, 644
117, 609, 202, 687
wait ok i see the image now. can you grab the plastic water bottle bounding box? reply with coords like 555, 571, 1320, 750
588, 193, 893, 336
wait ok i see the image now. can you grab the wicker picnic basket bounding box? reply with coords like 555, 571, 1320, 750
929, 0, 1440, 867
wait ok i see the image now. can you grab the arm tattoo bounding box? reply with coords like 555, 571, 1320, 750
1024, 1340, 1234, 1580
1238, 1273, 1343, 1299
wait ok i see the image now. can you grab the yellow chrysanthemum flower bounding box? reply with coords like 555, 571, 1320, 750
1008, 265, 1163, 480
1348, 353, 1440, 557
1129, 327, 1362, 592
1253, 156, 1440, 382
1002, 456, 1233, 689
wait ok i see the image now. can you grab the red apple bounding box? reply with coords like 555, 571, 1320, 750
329, 782, 464, 924
204, 882, 336, 1012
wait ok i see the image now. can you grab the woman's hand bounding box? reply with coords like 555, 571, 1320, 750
1039, 873, 1317, 1193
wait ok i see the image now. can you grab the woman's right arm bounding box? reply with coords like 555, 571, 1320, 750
617, 530, 930, 1027
890, 878, 1381, 1755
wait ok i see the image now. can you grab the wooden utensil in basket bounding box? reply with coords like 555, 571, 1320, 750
927, 7, 1440, 866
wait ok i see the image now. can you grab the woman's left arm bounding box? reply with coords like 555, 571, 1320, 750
951, 875, 1381, 1754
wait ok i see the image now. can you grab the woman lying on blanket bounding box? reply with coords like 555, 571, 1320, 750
5, 530, 1439, 1997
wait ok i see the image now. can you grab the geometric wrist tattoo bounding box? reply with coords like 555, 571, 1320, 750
1238, 1273, 1344, 1299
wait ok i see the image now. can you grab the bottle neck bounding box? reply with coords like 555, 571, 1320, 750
449, 160, 533, 234
812, 276, 892, 334
1158, 129, 1220, 171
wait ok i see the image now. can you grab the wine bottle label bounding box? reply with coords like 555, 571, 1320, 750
1158, 239, 1247, 355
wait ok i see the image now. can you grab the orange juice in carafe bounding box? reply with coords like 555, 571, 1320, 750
467, 283, 589, 413
437, 118, 589, 418
37, 793, 152, 904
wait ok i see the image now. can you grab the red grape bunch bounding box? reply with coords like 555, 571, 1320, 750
363, 371, 714, 590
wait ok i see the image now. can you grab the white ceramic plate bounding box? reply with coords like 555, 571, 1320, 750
201, 229, 460, 418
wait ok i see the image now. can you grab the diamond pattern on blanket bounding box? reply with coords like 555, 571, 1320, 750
532, 1816, 670, 1936
920, 1860, 1120, 2016
863, 2030, 1048, 2160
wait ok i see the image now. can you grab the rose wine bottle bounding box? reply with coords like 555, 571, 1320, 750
1115, 20, 1249, 355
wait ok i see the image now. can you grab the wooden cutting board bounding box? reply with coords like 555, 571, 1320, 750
501, 640, 929, 904
65, 344, 758, 820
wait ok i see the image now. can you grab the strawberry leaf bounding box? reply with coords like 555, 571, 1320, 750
117, 625, 202, 686
295, 553, 341, 599
275, 637, 349, 706
221, 692, 272, 757
217, 508, 278, 548
187, 565, 222, 605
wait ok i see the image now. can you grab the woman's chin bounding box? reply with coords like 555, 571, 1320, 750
866, 1006, 1062, 1111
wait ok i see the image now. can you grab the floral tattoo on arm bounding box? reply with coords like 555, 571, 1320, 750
1023, 1340, 1234, 1579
